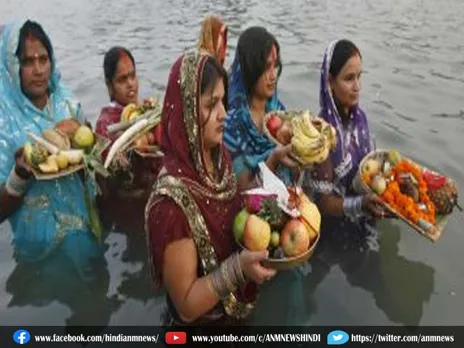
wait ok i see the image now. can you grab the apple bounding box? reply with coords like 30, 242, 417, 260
233, 208, 250, 242
280, 219, 310, 257
266, 115, 282, 137
275, 120, 293, 145
270, 231, 280, 248
243, 214, 271, 252
362, 158, 381, 177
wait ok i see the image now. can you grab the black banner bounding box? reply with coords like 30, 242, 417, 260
3, 326, 462, 347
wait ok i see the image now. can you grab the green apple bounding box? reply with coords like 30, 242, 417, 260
233, 208, 250, 242
388, 150, 402, 165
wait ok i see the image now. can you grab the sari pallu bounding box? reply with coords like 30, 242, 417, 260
0, 20, 101, 275
145, 52, 257, 325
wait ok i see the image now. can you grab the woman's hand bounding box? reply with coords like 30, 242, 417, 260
14, 148, 33, 180
239, 250, 276, 284
267, 144, 299, 171
362, 193, 390, 218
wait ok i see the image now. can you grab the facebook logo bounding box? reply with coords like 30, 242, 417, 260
13, 330, 31, 345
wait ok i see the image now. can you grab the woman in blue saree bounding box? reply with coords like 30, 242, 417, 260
0, 20, 103, 280
224, 26, 298, 190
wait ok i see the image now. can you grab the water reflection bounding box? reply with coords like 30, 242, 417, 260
6, 248, 120, 328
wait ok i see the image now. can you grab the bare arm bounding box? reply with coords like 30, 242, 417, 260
163, 238, 276, 323
0, 149, 31, 223
0, 184, 24, 223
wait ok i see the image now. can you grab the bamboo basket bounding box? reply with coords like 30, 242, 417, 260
263, 110, 306, 165
32, 134, 110, 180
353, 149, 452, 242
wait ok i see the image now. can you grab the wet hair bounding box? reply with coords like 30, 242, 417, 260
329, 39, 361, 78
103, 46, 136, 82
200, 56, 228, 126
16, 20, 53, 64
236, 26, 282, 98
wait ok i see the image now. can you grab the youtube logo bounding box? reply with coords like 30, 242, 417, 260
165, 331, 187, 345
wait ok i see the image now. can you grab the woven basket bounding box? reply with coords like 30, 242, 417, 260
237, 231, 319, 270
353, 149, 450, 242
263, 110, 306, 165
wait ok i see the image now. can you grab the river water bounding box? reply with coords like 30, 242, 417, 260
1, 0, 464, 327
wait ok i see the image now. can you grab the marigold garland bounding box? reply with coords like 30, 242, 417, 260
379, 159, 436, 224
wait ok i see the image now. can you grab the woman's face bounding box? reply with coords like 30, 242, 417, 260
108, 53, 139, 106
215, 25, 227, 65
199, 77, 226, 150
19, 36, 51, 103
329, 53, 362, 109
253, 44, 279, 100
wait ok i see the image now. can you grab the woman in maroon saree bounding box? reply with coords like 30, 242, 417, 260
95, 47, 159, 246
145, 52, 276, 326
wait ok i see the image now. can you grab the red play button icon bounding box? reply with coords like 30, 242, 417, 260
165, 331, 187, 345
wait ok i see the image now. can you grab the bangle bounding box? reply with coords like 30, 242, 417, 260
5, 167, 29, 197
343, 196, 364, 219
208, 254, 247, 300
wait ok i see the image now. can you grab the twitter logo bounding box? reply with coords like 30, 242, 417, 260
327, 330, 349, 345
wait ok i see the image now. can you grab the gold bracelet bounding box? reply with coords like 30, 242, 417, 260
206, 275, 219, 298
234, 253, 246, 284
221, 259, 236, 294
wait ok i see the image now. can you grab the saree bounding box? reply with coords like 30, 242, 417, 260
305, 39, 372, 198
145, 52, 256, 325
223, 52, 291, 183
0, 20, 102, 277
197, 16, 227, 65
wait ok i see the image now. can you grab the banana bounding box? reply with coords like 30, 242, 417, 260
42, 129, 71, 150
121, 103, 138, 122
290, 112, 336, 165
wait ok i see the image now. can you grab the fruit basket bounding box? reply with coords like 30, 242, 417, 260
232, 163, 321, 270
25, 119, 110, 180
104, 99, 163, 169
353, 149, 461, 242
233, 188, 320, 270
263, 110, 337, 166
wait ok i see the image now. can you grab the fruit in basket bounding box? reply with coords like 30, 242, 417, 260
24, 142, 48, 167
42, 129, 71, 150
280, 219, 310, 257
38, 155, 59, 174
243, 214, 271, 251
399, 176, 419, 202
290, 112, 334, 165
256, 198, 288, 231
362, 158, 381, 177
56, 152, 69, 170
272, 247, 285, 259
371, 175, 387, 195
73, 125, 95, 149
266, 115, 282, 137
62, 149, 84, 165
297, 193, 321, 236
275, 120, 293, 145
388, 150, 402, 165
233, 208, 250, 242
270, 231, 280, 248
121, 103, 140, 122
134, 134, 149, 149
55, 119, 81, 138
424, 171, 460, 215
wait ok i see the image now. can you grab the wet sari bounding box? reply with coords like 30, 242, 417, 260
145, 52, 256, 326
0, 20, 102, 279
